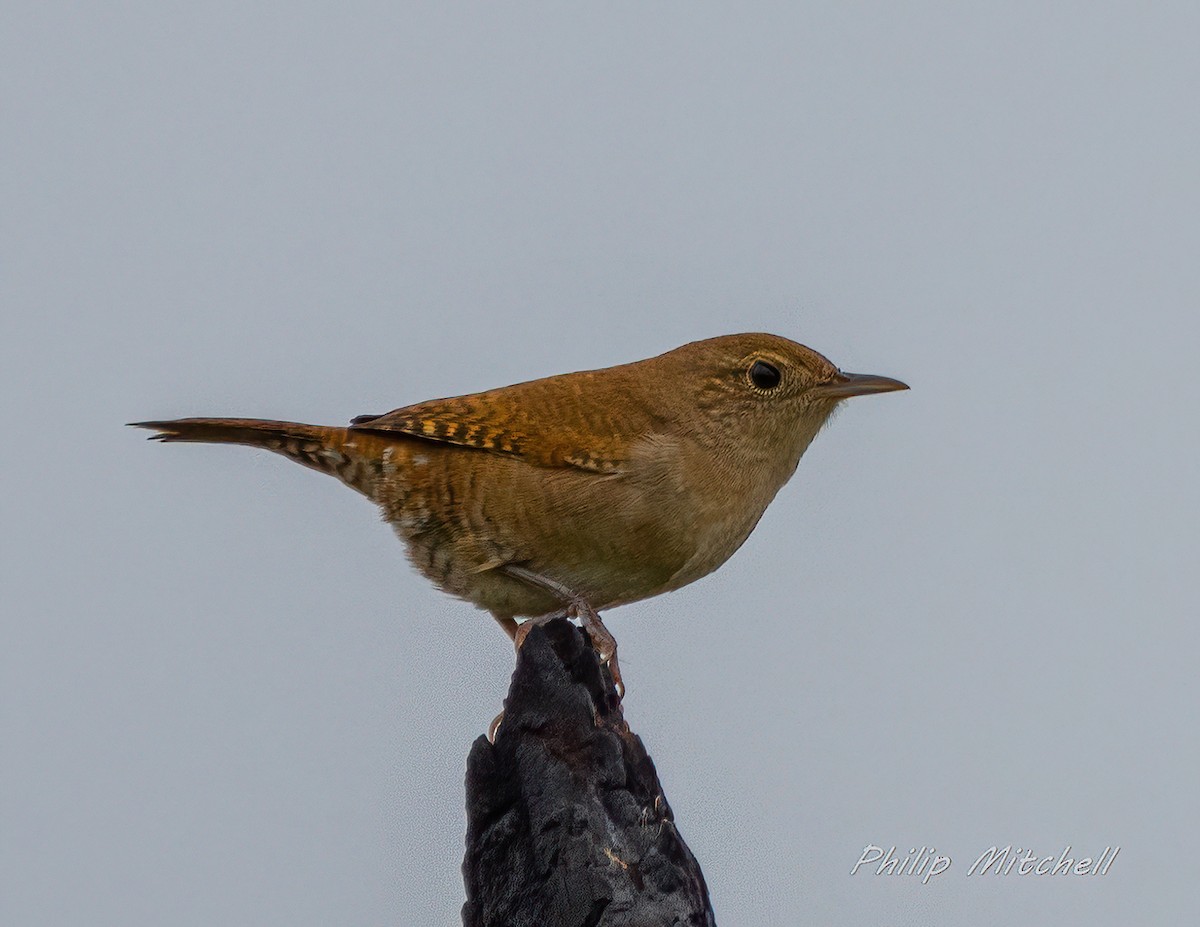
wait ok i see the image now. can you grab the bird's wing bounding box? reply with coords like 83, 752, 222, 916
348, 374, 658, 475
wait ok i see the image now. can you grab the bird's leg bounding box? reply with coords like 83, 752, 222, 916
567, 597, 623, 699
491, 614, 519, 641
486, 606, 566, 743
512, 609, 566, 651
491, 603, 624, 739
487, 609, 569, 743
501, 564, 624, 698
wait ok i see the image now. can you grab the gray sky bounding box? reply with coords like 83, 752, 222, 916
3, 3, 1197, 925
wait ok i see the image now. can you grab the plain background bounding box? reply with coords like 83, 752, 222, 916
4, 3, 1197, 925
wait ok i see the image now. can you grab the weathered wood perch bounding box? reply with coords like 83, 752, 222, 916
462, 618, 717, 927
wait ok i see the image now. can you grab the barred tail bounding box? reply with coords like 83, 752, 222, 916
130, 417, 383, 498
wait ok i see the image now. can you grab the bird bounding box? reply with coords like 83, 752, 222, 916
133, 333, 907, 695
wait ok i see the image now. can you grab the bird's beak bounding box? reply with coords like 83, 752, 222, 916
812, 371, 910, 399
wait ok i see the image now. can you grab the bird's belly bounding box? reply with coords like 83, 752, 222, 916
506, 470, 696, 611
659, 501, 768, 593
377, 449, 694, 617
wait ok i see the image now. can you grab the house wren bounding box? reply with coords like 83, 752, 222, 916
134, 333, 907, 693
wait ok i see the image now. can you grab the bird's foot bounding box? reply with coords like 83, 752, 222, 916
487, 710, 505, 743
512, 609, 563, 651
488, 599, 621, 743
501, 564, 624, 699
566, 598, 623, 699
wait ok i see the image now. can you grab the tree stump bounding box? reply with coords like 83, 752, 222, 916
462, 618, 716, 927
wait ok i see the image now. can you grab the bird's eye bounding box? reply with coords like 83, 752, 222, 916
748, 360, 781, 390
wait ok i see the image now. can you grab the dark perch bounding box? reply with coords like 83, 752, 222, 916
462, 618, 717, 927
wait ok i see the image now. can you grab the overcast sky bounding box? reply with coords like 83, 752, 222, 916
3, 3, 1197, 925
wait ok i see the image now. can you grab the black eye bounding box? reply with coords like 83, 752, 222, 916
748, 360, 781, 390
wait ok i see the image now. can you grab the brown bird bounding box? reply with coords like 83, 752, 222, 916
133, 333, 907, 694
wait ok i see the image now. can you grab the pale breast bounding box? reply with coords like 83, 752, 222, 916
659, 438, 796, 592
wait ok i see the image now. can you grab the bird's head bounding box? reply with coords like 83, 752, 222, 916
657, 332, 908, 465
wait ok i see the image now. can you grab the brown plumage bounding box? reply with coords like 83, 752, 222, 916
133, 333, 907, 692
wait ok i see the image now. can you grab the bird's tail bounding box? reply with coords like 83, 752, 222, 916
131, 417, 387, 498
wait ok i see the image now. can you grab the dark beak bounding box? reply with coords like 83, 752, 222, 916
812, 371, 910, 399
